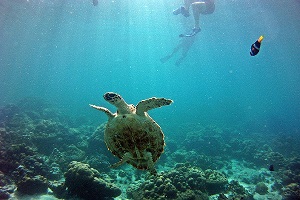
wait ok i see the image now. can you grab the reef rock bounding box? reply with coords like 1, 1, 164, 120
282, 183, 300, 200
16, 175, 48, 195
255, 182, 268, 195
64, 161, 121, 200
204, 169, 228, 195
225, 180, 254, 200
127, 163, 228, 199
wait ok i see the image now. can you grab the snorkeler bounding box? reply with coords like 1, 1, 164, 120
173, 0, 215, 37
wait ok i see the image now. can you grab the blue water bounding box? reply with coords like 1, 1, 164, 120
1, 0, 300, 135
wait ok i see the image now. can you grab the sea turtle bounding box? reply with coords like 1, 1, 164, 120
90, 92, 173, 175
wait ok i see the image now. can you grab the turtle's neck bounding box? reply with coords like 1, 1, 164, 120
114, 99, 132, 114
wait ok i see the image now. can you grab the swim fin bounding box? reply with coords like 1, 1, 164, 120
179, 27, 201, 37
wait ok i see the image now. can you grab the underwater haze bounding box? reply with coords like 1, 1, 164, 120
1, 0, 300, 199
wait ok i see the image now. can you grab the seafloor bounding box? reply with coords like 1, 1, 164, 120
0, 98, 299, 200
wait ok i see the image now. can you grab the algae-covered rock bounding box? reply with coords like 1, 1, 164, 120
16, 175, 48, 195
225, 180, 254, 200
48, 180, 67, 199
282, 183, 300, 200
255, 182, 268, 195
64, 161, 121, 200
204, 169, 228, 195
127, 163, 213, 200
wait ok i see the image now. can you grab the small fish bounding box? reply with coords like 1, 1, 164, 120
269, 164, 274, 171
250, 35, 264, 56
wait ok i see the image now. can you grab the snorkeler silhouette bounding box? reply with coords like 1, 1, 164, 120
173, 0, 215, 37
160, 36, 196, 66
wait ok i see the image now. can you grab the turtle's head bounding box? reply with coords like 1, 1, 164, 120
104, 92, 128, 109
103, 92, 133, 114
103, 92, 123, 104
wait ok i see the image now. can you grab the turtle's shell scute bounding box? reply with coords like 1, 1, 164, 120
104, 113, 165, 170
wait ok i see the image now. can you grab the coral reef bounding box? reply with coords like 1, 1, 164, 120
0, 142, 53, 198
48, 180, 68, 199
64, 161, 121, 200
225, 180, 254, 200
16, 175, 48, 195
204, 169, 228, 194
255, 182, 268, 195
1, 144, 50, 180
0, 171, 15, 200
127, 163, 228, 199
280, 157, 300, 185
0, 98, 118, 198
0, 144, 50, 196
282, 183, 300, 200
1, 99, 300, 199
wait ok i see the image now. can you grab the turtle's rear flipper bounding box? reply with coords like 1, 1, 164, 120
149, 168, 157, 175
110, 152, 131, 168
145, 152, 157, 175
136, 98, 173, 116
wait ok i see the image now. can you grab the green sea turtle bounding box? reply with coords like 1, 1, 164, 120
90, 92, 173, 175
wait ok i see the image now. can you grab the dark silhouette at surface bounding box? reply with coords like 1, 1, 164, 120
93, 0, 98, 6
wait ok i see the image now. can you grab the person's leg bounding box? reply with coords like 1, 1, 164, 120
173, 0, 195, 17
183, 0, 193, 12
93, 0, 98, 6
191, 1, 206, 29
179, 2, 205, 37
160, 42, 183, 63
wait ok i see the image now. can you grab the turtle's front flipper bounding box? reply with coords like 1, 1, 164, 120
89, 104, 114, 119
136, 97, 173, 116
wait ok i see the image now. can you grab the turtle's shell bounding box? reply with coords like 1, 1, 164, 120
104, 113, 164, 170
